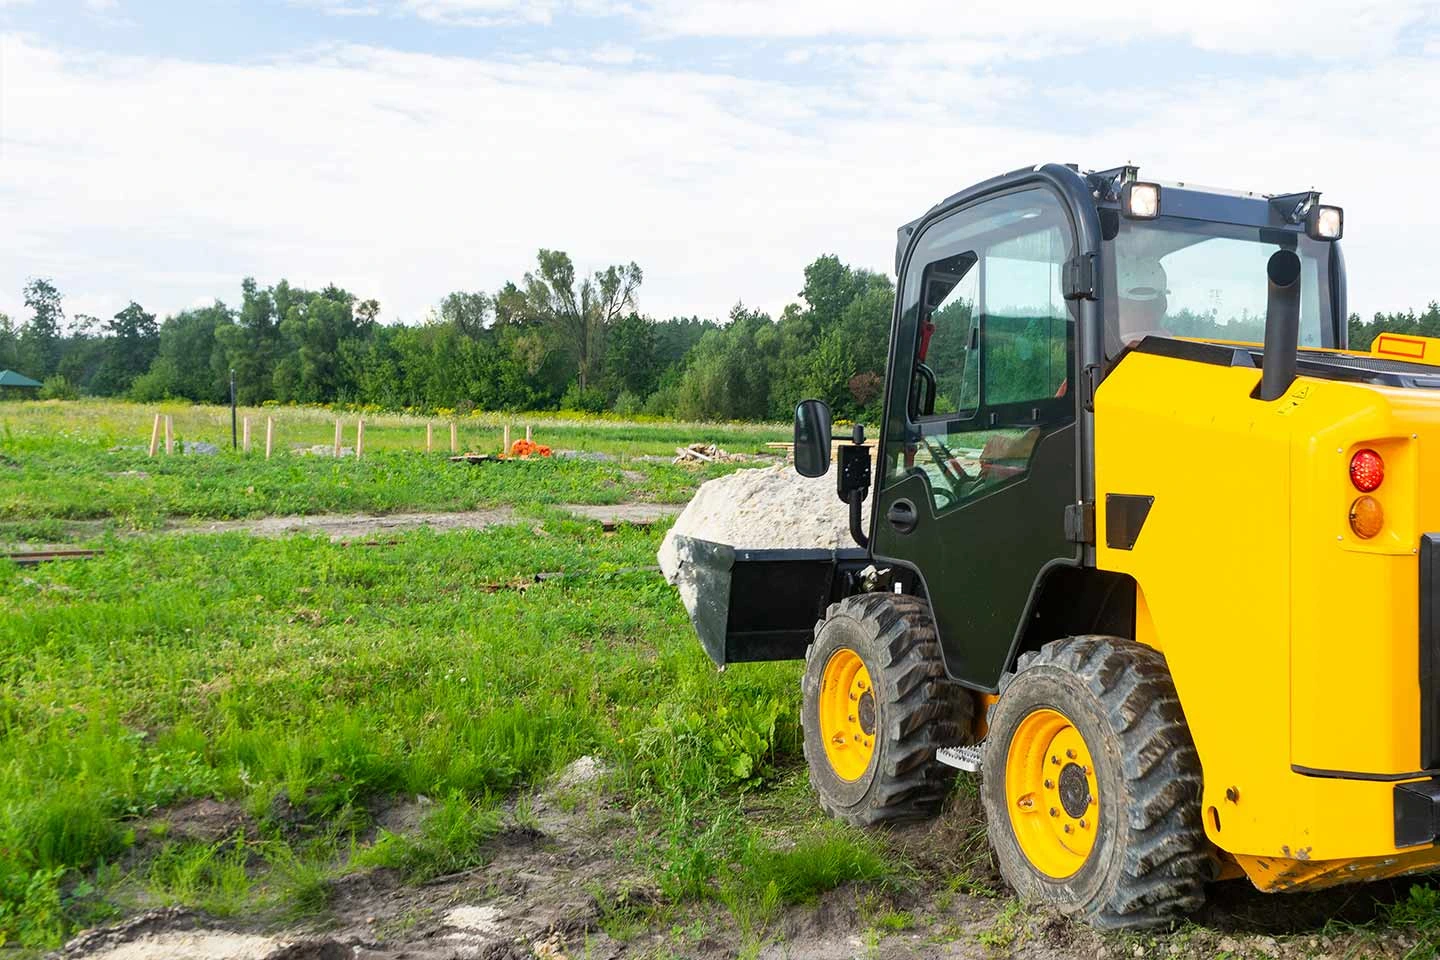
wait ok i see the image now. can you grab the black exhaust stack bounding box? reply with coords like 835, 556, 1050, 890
1258, 249, 1303, 401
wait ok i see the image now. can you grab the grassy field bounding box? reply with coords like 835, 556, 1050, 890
1, 400, 1438, 958
0, 400, 787, 540
0, 519, 819, 946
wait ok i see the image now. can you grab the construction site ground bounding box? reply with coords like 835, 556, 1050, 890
1, 404, 1436, 959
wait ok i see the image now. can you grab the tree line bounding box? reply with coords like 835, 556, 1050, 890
0, 251, 895, 423
2, 251, 1437, 423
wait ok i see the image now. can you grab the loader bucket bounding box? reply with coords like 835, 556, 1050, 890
668, 533, 868, 667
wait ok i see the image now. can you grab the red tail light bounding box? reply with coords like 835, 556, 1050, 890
1350, 449, 1384, 492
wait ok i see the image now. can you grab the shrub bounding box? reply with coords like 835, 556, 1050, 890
38, 376, 78, 401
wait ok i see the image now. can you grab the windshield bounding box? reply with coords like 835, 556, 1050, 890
1103, 217, 1336, 359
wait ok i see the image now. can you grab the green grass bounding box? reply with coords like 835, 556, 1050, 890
352, 793, 503, 882
0, 435, 746, 532
0, 519, 820, 946
0, 399, 846, 948
0, 400, 786, 533
0, 398, 788, 458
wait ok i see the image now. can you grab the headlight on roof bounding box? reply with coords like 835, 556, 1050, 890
1306, 204, 1343, 241
1120, 181, 1161, 220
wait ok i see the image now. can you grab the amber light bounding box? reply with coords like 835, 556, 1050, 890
1350, 496, 1384, 539
1350, 449, 1385, 492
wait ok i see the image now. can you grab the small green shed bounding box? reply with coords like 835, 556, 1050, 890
0, 370, 43, 398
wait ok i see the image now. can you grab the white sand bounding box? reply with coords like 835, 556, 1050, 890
657, 464, 869, 582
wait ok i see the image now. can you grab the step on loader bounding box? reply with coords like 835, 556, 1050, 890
669, 163, 1440, 928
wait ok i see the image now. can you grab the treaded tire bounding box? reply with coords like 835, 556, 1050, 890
981, 636, 1216, 929
802, 593, 973, 826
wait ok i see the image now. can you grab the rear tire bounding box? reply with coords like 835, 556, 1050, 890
981, 636, 1215, 929
802, 593, 972, 826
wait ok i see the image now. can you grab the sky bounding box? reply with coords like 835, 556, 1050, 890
2, 0, 1440, 329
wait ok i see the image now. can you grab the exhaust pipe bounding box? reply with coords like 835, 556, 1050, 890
1259, 249, 1303, 401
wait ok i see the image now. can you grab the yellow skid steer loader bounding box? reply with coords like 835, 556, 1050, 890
669, 163, 1440, 928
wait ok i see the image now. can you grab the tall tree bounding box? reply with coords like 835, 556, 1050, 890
503, 250, 642, 390
93, 301, 159, 394
225, 277, 280, 403
20, 278, 63, 377
437, 292, 490, 337
355, 298, 381, 329
603, 312, 659, 398
0, 313, 18, 371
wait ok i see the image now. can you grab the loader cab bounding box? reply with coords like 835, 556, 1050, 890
1100, 193, 1345, 360
801, 163, 1348, 692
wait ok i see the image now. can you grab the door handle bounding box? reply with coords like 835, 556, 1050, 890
886, 498, 918, 534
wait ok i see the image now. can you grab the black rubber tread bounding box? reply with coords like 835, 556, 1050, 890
982, 636, 1216, 930
801, 593, 974, 826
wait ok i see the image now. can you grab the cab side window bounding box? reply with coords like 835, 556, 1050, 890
888, 189, 1075, 514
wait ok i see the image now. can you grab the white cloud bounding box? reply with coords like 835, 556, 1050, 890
612, 0, 1435, 58
297, 0, 1438, 62
0, 28, 1438, 329
588, 43, 642, 65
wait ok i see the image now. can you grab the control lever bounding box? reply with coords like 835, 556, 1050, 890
836, 423, 872, 549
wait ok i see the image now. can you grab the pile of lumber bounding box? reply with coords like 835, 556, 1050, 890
673, 443, 746, 464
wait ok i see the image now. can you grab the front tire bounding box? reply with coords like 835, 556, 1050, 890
981, 636, 1215, 929
801, 593, 972, 826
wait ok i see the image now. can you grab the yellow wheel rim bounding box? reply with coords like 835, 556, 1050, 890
819, 648, 877, 781
1004, 708, 1100, 879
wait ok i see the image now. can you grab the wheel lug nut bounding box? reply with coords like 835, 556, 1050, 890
1044, 779, 1054, 789
1063, 824, 1072, 833
1079, 819, 1088, 829
848, 715, 856, 722
1066, 749, 1076, 759
1050, 756, 1060, 765
1049, 807, 1058, 817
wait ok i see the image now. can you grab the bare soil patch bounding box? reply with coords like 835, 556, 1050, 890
54, 779, 1431, 960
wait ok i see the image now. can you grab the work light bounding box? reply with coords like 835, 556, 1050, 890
1306, 204, 1343, 241
1120, 181, 1161, 220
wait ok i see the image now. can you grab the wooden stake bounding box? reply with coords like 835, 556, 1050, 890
164, 415, 173, 455
265, 418, 274, 459
426, 422, 433, 453
242, 416, 252, 454
148, 414, 161, 457
503, 424, 511, 457
356, 418, 365, 460
333, 418, 342, 458
450, 422, 458, 454
525, 424, 532, 443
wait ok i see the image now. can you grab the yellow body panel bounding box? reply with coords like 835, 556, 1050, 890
1234, 845, 1440, 892
1095, 351, 1440, 874
1371, 332, 1440, 367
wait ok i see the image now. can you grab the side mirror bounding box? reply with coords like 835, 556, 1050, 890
793, 399, 832, 478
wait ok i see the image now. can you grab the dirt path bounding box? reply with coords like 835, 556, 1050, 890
173, 503, 681, 540
5, 504, 684, 550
